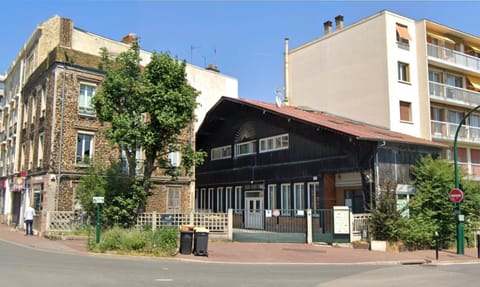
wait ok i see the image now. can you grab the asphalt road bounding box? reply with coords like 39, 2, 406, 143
1, 240, 479, 287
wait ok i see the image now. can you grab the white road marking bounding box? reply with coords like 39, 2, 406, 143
155, 278, 173, 282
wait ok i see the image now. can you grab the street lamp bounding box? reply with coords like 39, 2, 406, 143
453, 104, 480, 255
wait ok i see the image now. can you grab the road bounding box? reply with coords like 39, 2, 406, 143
1, 240, 479, 287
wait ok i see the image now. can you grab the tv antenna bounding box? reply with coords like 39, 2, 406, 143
275, 88, 283, 107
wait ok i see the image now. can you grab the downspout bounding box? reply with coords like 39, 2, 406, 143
55, 59, 66, 210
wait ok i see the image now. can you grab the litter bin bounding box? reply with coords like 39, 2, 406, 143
179, 230, 194, 254
193, 227, 209, 256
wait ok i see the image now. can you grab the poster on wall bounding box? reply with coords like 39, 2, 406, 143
333, 206, 350, 234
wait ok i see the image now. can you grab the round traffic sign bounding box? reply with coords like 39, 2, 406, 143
449, 188, 464, 203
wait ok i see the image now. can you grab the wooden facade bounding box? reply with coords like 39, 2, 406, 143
195, 98, 443, 220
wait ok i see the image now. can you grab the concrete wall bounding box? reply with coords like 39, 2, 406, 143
289, 12, 391, 130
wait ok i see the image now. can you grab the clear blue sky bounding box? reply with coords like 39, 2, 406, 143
2, 1, 480, 103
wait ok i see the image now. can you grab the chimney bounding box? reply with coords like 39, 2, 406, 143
335, 15, 344, 31
323, 21, 332, 35
121, 33, 136, 45
206, 64, 219, 73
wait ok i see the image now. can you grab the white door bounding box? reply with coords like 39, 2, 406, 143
245, 197, 264, 229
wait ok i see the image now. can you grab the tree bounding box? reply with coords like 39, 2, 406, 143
405, 156, 480, 249
93, 39, 205, 214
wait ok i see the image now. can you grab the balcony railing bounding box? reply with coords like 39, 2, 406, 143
431, 120, 480, 142
427, 43, 480, 72
429, 81, 480, 107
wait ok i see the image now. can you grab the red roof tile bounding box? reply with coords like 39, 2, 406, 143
230, 98, 445, 148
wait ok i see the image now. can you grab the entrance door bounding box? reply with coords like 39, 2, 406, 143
245, 197, 264, 229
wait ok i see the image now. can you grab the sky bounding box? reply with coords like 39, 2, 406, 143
3, 1, 480, 103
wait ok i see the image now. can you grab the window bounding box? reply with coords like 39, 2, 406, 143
307, 182, 320, 211
267, 184, 277, 210
234, 186, 242, 212
77, 133, 93, 164
207, 188, 214, 211
168, 151, 181, 167
198, 188, 206, 210
78, 84, 95, 115
225, 187, 233, 211
398, 62, 410, 82
167, 186, 181, 212
216, 187, 224, 212
344, 190, 364, 213
397, 23, 412, 49
28, 139, 33, 170
259, 134, 289, 153
40, 88, 46, 117
399, 101, 412, 122
280, 183, 291, 215
211, 145, 232, 160
235, 140, 256, 157
293, 183, 305, 214
30, 96, 36, 123
37, 134, 44, 167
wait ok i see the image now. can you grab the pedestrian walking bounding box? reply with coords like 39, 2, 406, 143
24, 205, 36, 236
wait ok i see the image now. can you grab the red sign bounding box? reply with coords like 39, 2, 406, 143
449, 188, 464, 203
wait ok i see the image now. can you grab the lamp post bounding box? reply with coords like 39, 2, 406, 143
453, 104, 480, 255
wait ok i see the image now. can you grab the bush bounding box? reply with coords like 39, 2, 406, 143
89, 227, 179, 256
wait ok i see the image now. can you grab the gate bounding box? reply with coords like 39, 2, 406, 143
312, 209, 334, 243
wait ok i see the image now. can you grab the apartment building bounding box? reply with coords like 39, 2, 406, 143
0, 15, 237, 232
286, 10, 480, 181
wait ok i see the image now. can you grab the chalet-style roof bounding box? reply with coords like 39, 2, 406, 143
207, 97, 445, 148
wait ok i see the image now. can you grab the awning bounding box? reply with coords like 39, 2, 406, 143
427, 32, 455, 44
467, 76, 480, 90
396, 24, 412, 40
466, 44, 480, 53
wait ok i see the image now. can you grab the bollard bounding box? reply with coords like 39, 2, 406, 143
435, 231, 439, 260
477, 231, 480, 259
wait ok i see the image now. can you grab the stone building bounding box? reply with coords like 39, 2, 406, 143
0, 15, 238, 233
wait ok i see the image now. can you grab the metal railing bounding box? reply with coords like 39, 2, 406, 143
136, 211, 228, 232
430, 120, 480, 142
429, 81, 480, 108
428, 43, 480, 72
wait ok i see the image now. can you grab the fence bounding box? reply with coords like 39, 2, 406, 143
46, 211, 89, 232
136, 211, 228, 232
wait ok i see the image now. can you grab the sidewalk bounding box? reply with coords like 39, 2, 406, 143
1, 223, 478, 264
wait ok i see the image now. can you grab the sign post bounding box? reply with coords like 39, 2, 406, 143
93, 196, 104, 244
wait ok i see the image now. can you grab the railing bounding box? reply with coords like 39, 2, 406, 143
429, 81, 480, 108
136, 211, 228, 232
46, 211, 89, 232
428, 43, 480, 72
430, 120, 480, 142
352, 213, 370, 235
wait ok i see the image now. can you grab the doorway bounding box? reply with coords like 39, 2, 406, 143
245, 191, 264, 229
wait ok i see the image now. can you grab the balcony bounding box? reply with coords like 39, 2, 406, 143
428, 43, 480, 72
431, 120, 480, 143
429, 81, 480, 108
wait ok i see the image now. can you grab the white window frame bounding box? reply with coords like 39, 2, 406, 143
398, 62, 410, 83
78, 83, 96, 116
211, 145, 232, 160
267, 184, 277, 210
76, 132, 94, 165
307, 182, 320, 210
259, 134, 289, 153
207, 188, 214, 211
280, 183, 291, 215
199, 188, 206, 210
40, 88, 46, 117
216, 187, 224, 212
234, 186, 242, 213
293, 183, 305, 214
235, 140, 256, 157
225, 186, 233, 211
168, 151, 181, 167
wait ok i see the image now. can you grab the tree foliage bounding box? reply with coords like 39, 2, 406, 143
92, 39, 205, 215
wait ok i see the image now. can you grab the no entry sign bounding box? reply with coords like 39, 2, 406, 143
449, 188, 464, 203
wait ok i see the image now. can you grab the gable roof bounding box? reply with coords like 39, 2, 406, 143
210, 97, 444, 148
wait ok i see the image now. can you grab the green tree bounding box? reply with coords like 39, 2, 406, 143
93, 39, 205, 215
405, 156, 480, 249
75, 162, 107, 221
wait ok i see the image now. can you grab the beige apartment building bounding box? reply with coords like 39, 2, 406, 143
0, 15, 237, 233
286, 10, 480, 181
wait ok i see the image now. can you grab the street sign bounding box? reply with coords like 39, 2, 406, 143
449, 188, 464, 203
93, 196, 104, 204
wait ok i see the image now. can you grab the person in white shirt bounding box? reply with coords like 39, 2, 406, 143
24, 205, 36, 236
